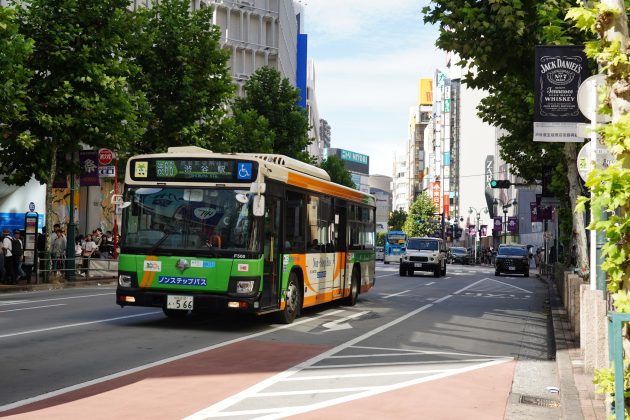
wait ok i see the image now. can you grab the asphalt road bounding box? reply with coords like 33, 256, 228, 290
0, 262, 552, 418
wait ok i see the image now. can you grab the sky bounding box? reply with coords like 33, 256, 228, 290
302, 0, 445, 177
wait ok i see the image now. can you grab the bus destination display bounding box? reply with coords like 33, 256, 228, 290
132, 159, 256, 182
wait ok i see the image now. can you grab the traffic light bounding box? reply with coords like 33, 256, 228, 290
490, 179, 511, 189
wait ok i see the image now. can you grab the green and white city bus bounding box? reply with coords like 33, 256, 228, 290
116, 146, 376, 323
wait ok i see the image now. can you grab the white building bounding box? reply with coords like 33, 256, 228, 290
305, 60, 323, 162
369, 175, 393, 233
391, 156, 409, 212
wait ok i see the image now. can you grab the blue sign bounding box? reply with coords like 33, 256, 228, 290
158, 276, 207, 286
236, 162, 253, 180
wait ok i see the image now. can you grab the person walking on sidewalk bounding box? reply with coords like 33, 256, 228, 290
2, 228, 16, 284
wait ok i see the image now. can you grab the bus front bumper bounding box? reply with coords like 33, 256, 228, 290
116, 288, 261, 313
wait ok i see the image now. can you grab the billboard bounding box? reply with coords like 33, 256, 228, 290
419, 78, 433, 105
533, 45, 588, 142
330, 148, 370, 175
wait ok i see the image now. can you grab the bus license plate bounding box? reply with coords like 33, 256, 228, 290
167, 295, 193, 310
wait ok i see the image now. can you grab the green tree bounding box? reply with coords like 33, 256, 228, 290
319, 155, 355, 188
423, 0, 590, 272
0, 6, 32, 127
129, 0, 234, 154
388, 209, 407, 231
403, 193, 439, 237
233, 66, 313, 161
376, 231, 386, 246
0, 0, 148, 254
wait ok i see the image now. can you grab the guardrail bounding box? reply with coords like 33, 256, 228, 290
35, 254, 117, 283
608, 311, 630, 419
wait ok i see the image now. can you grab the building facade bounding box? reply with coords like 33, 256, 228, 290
368, 175, 393, 233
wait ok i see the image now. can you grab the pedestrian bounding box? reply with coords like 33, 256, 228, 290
2, 228, 16, 284
50, 227, 66, 276
100, 231, 114, 259
92, 228, 103, 258
12, 230, 26, 282
81, 234, 97, 277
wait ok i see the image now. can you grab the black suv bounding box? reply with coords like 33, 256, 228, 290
494, 244, 529, 277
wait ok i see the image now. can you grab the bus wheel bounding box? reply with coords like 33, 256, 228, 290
345, 268, 360, 306
163, 308, 189, 319
277, 272, 302, 324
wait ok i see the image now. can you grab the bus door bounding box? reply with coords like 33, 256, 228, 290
260, 196, 281, 309
332, 205, 347, 298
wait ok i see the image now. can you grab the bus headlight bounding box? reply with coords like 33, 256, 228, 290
119, 274, 132, 288
236, 280, 255, 294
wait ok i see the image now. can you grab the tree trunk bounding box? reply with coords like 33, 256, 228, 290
565, 142, 589, 273
45, 143, 58, 282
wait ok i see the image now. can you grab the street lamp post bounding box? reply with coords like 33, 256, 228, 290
468, 207, 488, 264
493, 198, 517, 244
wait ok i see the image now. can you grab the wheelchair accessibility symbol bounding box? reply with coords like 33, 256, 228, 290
237, 162, 253, 180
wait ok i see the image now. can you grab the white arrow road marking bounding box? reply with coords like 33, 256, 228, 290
322, 311, 369, 331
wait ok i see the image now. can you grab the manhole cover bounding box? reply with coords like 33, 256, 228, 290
519, 394, 560, 409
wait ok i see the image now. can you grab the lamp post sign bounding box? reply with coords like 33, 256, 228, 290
507, 216, 519, 233
493, 217, 502, 231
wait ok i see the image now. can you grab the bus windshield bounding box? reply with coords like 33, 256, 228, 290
387, 234, 406, 244
121, 187, 259, 253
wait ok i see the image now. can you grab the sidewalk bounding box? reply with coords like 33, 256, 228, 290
0, 275, 116, 293
544, 270, 607, 420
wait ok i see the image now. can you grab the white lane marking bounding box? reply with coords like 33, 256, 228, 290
381, 290, 410, 299
254, 387, 373, 397
425, 282, 435, 285
283, 369, 451, 381
375, 273, 398, 278
488, 278, 533, 293
186, 302, 438, 419
186, 278, 512, 420
0, 309, 345, 413
322, 311, 369, 332
0, 304, 66, 313
0, 293, 112, 306
451, 278, 490, 295
0, 312, 162, 339
350, 345, 504, 359
304, 358, 500, 370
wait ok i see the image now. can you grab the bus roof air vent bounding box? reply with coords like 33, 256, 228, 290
167, 146, 213, 154
240, 153, 331, 181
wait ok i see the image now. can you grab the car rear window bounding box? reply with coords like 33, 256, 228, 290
498, 247, 527, 256
451, 248, 467, 255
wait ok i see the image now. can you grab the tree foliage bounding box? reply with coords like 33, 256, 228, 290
0, 0, 148, 250
319, 155, 355, 189
423, 0, 591, 271
403, 193, 439, 237
0, 6, 32, 127
233, 66, 313, 161
128, 0, 234, 155
388, 209, 407, 231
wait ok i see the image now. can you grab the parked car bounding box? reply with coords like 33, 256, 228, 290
399, 237, 447, 277
448, 246, 470, 264
494, 244, 529, 277
375, 246, 384, 261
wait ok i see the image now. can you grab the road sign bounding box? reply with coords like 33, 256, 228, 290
98, 148, 114, 166
577, 74, 611, 123
577, 141, 617, 182
98, 165, 116, 178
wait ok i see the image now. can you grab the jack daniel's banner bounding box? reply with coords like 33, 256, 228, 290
534, 45, 588, 142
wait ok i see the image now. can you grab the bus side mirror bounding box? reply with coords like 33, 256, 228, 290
253, 195, 265, 217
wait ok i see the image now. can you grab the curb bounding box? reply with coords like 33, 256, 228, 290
542, 273, 585, 420
0, 278, 116, 293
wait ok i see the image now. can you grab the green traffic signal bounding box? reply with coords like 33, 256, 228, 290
490, 179, 510, 188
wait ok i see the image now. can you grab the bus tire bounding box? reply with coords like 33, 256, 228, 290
163, 308, 189, 319
344, 267, 360, 306
277, 271, 302, 324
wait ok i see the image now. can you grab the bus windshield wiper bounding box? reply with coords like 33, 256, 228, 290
147, 232, 171, 255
